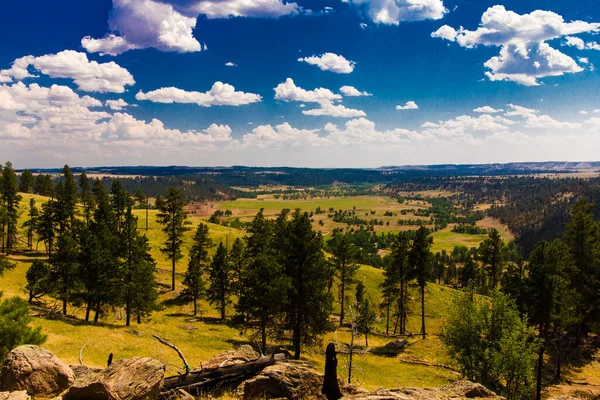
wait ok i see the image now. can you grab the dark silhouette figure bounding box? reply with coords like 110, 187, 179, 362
322, 343, 343, 400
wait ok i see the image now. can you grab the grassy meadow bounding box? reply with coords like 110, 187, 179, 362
0, 191, 517, 391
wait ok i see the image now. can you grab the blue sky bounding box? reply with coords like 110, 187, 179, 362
1, 0, 600, 168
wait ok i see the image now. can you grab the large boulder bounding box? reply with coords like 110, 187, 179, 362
202, 345, 260, 370
0, 345, 74, 397
237, 361, 325, 400
0, 392, 31, 400
63, 356, 164, 400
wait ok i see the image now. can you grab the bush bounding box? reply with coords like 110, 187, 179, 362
0, 292, 47, 361
441, 290, 538, 399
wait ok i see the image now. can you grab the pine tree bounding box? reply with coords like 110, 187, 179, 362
22, 198, 38, 251
25, 260, 52, 303
1, 162, 22, 254
182, 223, 213, 316
330, 231, 359, 327
410, 226, 432, 339
79, 173, 93, 226
229, 237, 246, 298
479, 228, 505, 289
389, 232, 412, 335
36, 200, 57, 255
207, 242, 233, 321
50, 232, 81, 315
55, 165, 78, 234
526, 239, 577, 399
110, 180, 127, 233
562, 200, 600, 344
120, 205, 158, 326
18, 169, 34, 193
155, 187, 190, 290
276, 210, 334, 359
0, 292, 47, 362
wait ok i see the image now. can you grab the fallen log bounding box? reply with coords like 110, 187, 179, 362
161, 352, 289, 395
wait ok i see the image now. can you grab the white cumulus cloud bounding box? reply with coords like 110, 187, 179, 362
396, 101, 419, 110
136, 82, 262, 107
0, 50, 135, 93
302, 103, 366, 117
274, 78, 342, 103
432, 6, 600, 85
474, 106, 504, 114
340, 85, 372, 96
298, 53, 356, 74
345, 0, 447, 25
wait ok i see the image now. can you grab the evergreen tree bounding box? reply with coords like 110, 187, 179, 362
33, 174, 54, 197
562, 200, 600, 343
36, 200, 57, 255
276, 210, 334, 359
207, 242, 233, 321
459, 252, 479, 289
526, 239, 577, 400
111, 180, 127, 233
329, 231, 359, 326
18, 169, 34, 193
479, 228, 505, 289
237, 214, 290, 354
79, 173, 93, 226
0, 292, 47, 362
182, 223, 213, 316
22, 198, 38, 251
229, 237, 246, 298
120, 205, 158, 326
409, 226, 432, 339
356, 298, 376, 347
50, 232, 81, 315
25, 260, 52, 303
1, 162, 22, 254
55, 165, 78, 234
155, 187, 190, 290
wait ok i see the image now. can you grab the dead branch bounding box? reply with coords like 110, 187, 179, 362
79, 340, 90, 365
152, 334, 191, 374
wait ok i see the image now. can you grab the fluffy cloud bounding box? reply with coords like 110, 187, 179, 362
136, 82, 261, 107
225, 62, 238, 67
82, 0, 301, 55
242, 123, 325, 148
396, 101, 419, 110
0, 51, 135, 93
340, 85, 372, 96
298, 53, 356, 74
564, 36, 600, 51
302, 103, 366, 117
274, 78, 342, 103
432, 6, 600, 85
344, 0, 447, 25
474, 106, 504, 114
105, 99, 129, 111
185, 0, 302, 19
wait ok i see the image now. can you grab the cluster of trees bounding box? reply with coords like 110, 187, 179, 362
21, 166, 159, 326
180, 209, 335, 358
443, 200, 600, 399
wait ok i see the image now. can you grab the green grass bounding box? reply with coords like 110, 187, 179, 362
430, 229, 489, 253
1, 192, 482, 393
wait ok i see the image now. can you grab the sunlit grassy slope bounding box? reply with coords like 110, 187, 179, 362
0, 192, 489, 391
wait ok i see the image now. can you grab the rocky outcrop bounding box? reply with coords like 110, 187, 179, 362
237, 361, 326, 400
0, 392, 31, 400
202, 345, 260, 370
343, 381, 503, 399
62, 356, 164, 400
0, 345, 74, 397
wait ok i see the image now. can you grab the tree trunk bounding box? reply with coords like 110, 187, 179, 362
385, 301, 390, 335
365, 332, 368, 348
536, 326, 545, 400
193, 296, 197, 316
126, 301, 131, 327
348, 326, 354, 384
137, 312, 141, 324
293, 320, 302, 360
63, 298, 67, 315
261, 319, 267, 355
171, 257, 176, 291
555, 332, 562, 380
94, 303, 101, 323
340, 280, 345, 327
421, 284, 426, 339
85, 303, 91, 322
